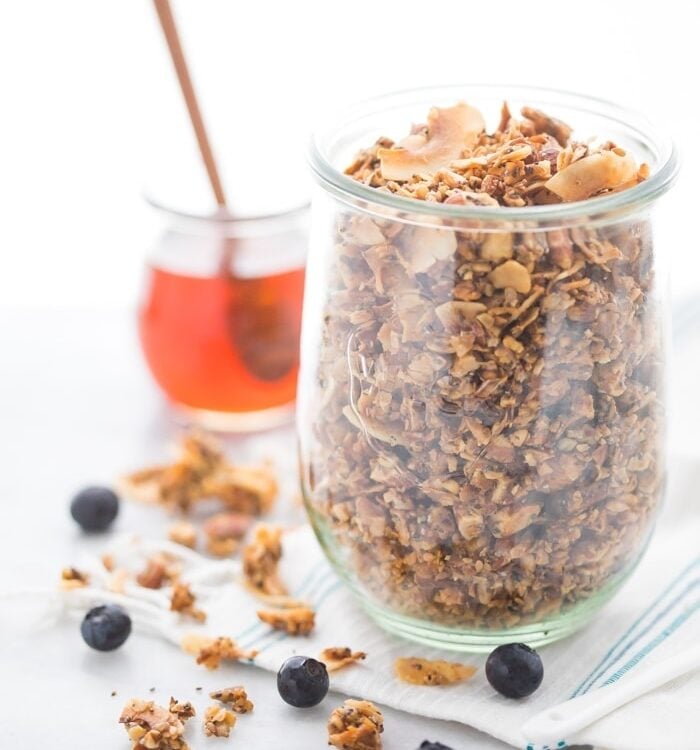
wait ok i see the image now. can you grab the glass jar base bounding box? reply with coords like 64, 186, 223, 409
171, 401, 295, 433
356, 573, 633, 653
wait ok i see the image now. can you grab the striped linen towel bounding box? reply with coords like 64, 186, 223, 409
62, 459, 699, 750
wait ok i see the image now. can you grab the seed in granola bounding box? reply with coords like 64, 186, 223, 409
394, 658, 477, 686
485, 643, 543, 698
257, 607, 315, 635
320, 647, 367, 672
327, 699, 384, 750
81, 604, 131, 651
70, 485, 119, 532
277, 655, 329, 707
209, 686, 254, 713
203, 705, 236, 737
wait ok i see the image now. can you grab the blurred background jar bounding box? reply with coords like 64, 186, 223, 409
139, 200, 308, 431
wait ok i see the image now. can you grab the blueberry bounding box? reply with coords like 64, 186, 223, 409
70, 486, 119, 531
419, 742, 454, 750
277, 655, 329, 707
485, 643, 543, 698
81, 604, 131, 651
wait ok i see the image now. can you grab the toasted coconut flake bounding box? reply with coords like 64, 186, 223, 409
545, 149, 639, 201
395, 657, 477, 685
320, 647, 367, 672
256, 607, 315, 635
379, 103, 485, 181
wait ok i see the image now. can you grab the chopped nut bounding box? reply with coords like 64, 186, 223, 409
209, 686, 254, 713
181, 634, 257, 670
136, 558, 168, 590
320, 647, 367, 672
119, 698, 191, 750
203, 705, 236, 738
394, 657, 477, 686
60, 567, 89, 590
480, 232, 513, 261
488, 259, 532, 293
328, 699, 384, 750
170, 582, 206, 622
242, 525, 287, 597
204, 511, 252, 557
256, 607, 315, 635
168, 521, 197, 549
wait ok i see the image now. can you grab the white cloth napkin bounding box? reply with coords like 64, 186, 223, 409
64, 459, 700, 750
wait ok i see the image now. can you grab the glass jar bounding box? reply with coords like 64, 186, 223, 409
298, 86, 678, 650
139, 202, 308, 431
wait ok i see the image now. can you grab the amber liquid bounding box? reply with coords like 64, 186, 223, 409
139, 265, 304, 414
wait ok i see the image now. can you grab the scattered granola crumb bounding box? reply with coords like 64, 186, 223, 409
168, 520, 197, 549
119, 698, 191, 750
149, 687, 156, 693
169, 697, 195, 720
327, 699, 384, 750
111, 690, 117, 697
257, 607, 315, 635
181, 634, 258, 670
59, 567, 89, 590
209, 686, 254, 713
170, 582, 206, 623
203, 704, 237, 738
320, 647, 367, 672
395, 658, 477, 686
136, 554, 180, 590
195, 687, 202, 692
204, 511, 252, 558
242, 525, 287, 596
121, 432, 277, 515
102, 553, 116, 572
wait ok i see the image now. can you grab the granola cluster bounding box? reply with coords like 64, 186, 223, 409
209, 686, 254, 713
203, 705, 237, 738
257, 606, 316, 635
327, 699, 384, 750
320, 647, 367, 672
303, 102, 663, 629
119, 698, 193, 750
122, 432, 277, 515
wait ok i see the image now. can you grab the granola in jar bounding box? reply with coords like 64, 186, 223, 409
301, 88, 675, 644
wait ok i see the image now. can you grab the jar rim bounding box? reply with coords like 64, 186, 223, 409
309, 84, 679, 225
143, 194, 310, 225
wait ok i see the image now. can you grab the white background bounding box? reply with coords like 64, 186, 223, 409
1, 0, 699, 309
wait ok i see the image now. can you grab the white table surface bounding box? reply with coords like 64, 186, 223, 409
2, 307, 698, 749
0, 308, 518, 750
